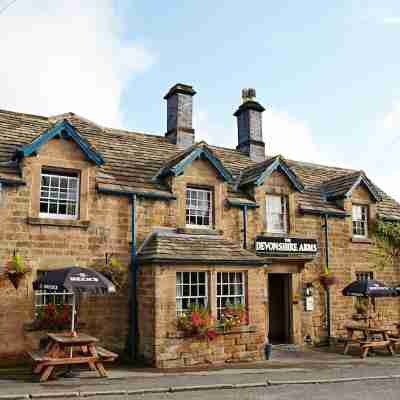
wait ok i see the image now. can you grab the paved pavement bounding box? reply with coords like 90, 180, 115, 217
2, 347, 400, 399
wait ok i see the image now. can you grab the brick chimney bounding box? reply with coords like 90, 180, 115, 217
164, 83, 196, 148
234, 88, 266, 162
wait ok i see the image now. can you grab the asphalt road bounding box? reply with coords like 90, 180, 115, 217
86, 379, 400, 400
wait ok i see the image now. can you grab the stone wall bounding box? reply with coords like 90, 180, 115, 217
0, 138, 131, 362
138, 264, 267, 368
1, 139, 399, 365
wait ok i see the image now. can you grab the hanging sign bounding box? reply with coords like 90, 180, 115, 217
255, 236, 318, 256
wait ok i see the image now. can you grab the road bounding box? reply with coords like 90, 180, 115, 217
85, 379, 400, 400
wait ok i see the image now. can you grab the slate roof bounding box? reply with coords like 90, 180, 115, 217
238, 155, 305, 192
0, 108, 399, 220
321, 171, 381, 201
138, 230, 267, 265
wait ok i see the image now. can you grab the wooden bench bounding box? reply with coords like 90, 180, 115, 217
96, 346, 118, 362
359, 340, 394, 358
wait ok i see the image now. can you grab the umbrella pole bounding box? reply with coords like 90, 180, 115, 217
70, 294, 76, 358
71, 294, 76, 333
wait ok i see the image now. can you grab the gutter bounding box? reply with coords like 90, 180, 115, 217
321, 213, 331, 341
97, 186, 176, 201
0, 178, 25, 186
299, 206, 349, 219
127, 194, 139, 361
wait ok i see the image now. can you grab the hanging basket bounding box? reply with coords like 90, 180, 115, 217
320, 274, 339, 290
7, 271, 26, 289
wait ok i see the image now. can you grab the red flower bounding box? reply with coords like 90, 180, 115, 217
191, 312, 203, 328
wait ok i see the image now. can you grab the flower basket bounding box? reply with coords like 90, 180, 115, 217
5, 255, 30, 289
220, 303, 248, 332
319, 274, 339, 289
7, 271, 26, 289
176, 305, 218, 341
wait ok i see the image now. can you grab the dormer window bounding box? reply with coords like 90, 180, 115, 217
186, 187, 212, 228
266, 195, 288, 234
40, 169, 80, 219
352, 205, 368, 238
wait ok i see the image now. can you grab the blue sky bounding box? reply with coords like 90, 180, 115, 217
1, 0, 400, 199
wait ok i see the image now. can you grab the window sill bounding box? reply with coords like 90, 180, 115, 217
178, 227, 223, 236
27, 217, 90, 229
168, 325, 257, 339
351, 237, 373, 244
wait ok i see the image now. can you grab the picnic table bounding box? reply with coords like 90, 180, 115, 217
28, 332, 117, 382
343, 325, 395, 358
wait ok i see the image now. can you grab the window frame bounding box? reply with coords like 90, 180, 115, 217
356, 271, 374, 281
266, 194, 288, 234
185, 186, 213, 228
216, 271, 246, 320
39, 169, 80, 220
352, 204, 368, 238
176, 271, 208, 315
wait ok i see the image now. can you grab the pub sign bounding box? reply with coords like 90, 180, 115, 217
256, 236, 318, 256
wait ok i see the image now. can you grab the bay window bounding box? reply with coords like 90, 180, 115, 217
216, 272, 245, 320
176, 271, 208, 315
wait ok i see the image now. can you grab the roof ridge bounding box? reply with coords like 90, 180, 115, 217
0, 108, 49, 121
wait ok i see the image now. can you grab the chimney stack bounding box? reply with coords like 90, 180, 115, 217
164, 83, 196, 148
234, 88, 266, 162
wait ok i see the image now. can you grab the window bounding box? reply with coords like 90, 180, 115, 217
186, 188, 212, 227
176, 272, 208, 315
266, 195, 288, 234
216, 272, 245, 320
40, 170, 80, 219
34, 272, 73, 317
352, 205, 368, 238
355, 272, 374, 313
356, 271, 374, 281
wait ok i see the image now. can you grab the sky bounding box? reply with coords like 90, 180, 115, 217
1, 0, 400, 200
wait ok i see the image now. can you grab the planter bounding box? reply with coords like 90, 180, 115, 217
320, 274, 338, 289
7, 271, 26, 289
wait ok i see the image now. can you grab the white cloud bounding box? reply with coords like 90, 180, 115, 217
0, 0, 155, 128
264, 108, 324, 163
195, 106, 327, 165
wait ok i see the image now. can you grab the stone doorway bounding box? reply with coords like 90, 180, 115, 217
268, 273, 293, 344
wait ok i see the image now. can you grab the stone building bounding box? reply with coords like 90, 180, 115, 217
1, 83, 400, 367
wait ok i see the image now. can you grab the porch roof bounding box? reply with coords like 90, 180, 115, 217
138, 230, 268, 266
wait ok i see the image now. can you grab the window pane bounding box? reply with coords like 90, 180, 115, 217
40, 171, 79, 219
216, 272, 246, 320
185, 188, 212, 227
176, 271, 208, 314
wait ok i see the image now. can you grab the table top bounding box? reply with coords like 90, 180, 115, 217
47, 332, 99, 345
345, 325, 391, 333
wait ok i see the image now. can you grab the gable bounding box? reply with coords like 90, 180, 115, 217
154, 143, 233, 183
15, 120, 105, 166
322, 171, 381, 202
238, 156, 304, 192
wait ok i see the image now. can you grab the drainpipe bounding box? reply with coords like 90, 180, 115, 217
322, 213, 331, 341
242, 205, 248, 249
127, 194, 139, 361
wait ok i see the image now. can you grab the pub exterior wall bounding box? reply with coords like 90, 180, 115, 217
1, 138, 399, 366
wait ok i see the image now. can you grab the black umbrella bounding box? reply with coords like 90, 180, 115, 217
343, 279, 398, 327
342, 280, 398, 298
33, 267, 116, 333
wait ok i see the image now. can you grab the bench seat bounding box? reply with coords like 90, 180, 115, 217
96, 346, 118, 361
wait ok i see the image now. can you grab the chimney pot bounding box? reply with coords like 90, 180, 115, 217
164, 83, 196, 148
234, 88, 266, 162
